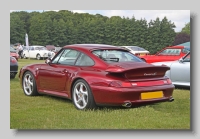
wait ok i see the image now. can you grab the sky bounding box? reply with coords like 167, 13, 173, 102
10, 10, 190, 32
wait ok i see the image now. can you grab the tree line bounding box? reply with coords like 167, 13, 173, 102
10, 10, 189, 54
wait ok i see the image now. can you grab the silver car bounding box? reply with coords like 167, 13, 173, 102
152, 52, 190, 87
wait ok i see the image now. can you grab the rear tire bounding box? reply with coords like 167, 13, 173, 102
36, 54, 41, 60
72, 79, 96, 110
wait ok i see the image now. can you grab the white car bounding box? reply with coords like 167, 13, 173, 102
23, 45, 55, 60
151, 52, 190, 87
120, 46, 149, 56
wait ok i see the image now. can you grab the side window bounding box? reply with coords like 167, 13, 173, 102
51, 49, 80, 65
30, 47, 34, 51
51, 49, 65, 64
159, 49, 181, 55
182, 48, 190, 54
75, 53, 94, 66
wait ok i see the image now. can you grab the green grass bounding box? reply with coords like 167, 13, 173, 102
10, 59, 190, 129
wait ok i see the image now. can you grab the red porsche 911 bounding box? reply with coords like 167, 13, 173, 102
19, 44, 174, 110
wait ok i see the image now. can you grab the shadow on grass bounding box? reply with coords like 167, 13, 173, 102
175, 85, 190, 90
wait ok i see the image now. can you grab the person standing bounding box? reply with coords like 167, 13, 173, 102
18, 43, 23, 59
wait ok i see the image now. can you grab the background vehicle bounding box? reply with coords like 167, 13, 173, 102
10, 56, 18, 79
22, 45, 55, 60
152, 52, 190, 87
46, 45, 55, 51
139, 45, 190, 63
10, 46, 19, 61
120, 46, 149, 56
19, 44, 174, 110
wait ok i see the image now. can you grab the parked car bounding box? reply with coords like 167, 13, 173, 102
19, 44, 174, 110
120, 46, 149, 56
151, 52, 190, 87
10, 46, 19, 61
10, 56, 18, 79
22, 45, 55, 60
139, 45, 190, 63
46, 45, 55, 51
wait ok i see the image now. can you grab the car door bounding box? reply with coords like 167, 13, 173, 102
170, 54, 190, 84
29, 46, 35, 58
38, 48, 80, 92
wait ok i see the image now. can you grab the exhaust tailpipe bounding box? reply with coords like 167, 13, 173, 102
122, 102, 132, 108
169, 97, 174, 102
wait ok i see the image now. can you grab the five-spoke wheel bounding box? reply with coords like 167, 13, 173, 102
72, 79, 96, 110
23, 71, 38, 96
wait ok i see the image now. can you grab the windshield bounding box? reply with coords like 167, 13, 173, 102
92, 49, 144, 63
10, 47, 16, 52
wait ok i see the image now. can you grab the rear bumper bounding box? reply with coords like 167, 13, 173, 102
91, 84, 174, 106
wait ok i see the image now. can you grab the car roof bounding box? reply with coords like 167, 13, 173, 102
63, 44, 124, 51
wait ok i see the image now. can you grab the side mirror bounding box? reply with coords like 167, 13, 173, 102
45, 57, 52, 64
179, 58, 183, 63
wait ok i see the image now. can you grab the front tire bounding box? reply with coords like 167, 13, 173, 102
72, 79, 96, 110
22, 71, 39, 96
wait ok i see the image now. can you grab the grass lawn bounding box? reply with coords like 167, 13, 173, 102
10, 59, 190, 129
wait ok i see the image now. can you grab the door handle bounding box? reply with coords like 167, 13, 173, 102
61, 69, 68, 74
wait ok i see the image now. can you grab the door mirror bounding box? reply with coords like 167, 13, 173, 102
45, 57, 52, 64
179, 58, 183, 63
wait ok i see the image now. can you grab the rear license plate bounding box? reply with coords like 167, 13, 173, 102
141, 91, 163, 100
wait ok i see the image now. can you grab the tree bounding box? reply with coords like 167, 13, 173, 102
172, 32, 190, 45
181, 22, 190, 35
10, 14, 26, 44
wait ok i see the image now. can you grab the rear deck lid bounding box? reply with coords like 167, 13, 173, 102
105, 62, 170, 79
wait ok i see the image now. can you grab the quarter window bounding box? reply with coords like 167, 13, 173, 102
75, 53, 94, 66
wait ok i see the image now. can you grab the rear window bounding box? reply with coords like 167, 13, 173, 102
92, 49, 144, 63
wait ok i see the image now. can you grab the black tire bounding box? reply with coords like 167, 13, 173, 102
72, 79, 96, 110
10, 73, 16, 79
22, 71, 39, 96
36, 54, 41, 60
23, 54, 27, 59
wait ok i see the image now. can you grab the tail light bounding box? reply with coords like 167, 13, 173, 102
10, 57, 17, 63
109, 81, 132, 87
109, 79, 172, 88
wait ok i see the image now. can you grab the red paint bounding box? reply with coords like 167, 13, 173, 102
19, 44, 174, 107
